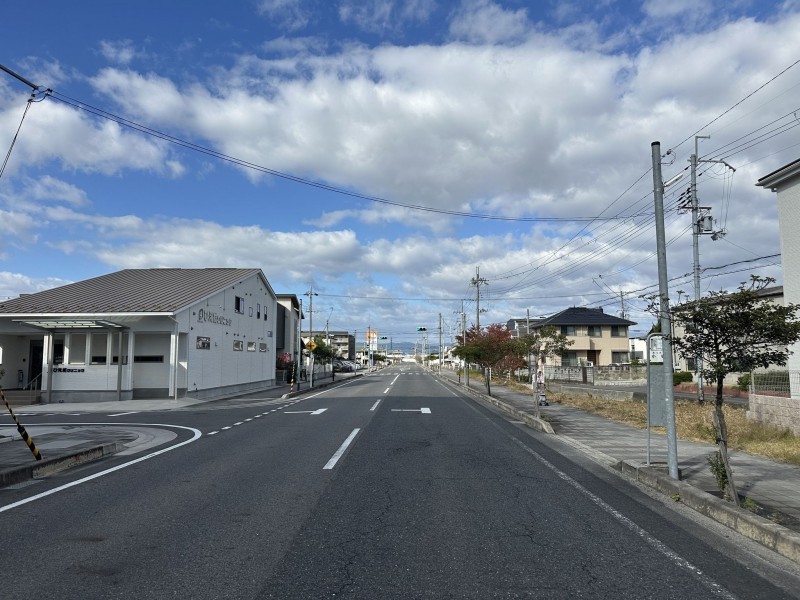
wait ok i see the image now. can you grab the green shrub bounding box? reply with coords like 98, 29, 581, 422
707, 451, 730, 500
736, 373, 751, 392
673, 371, 693, 386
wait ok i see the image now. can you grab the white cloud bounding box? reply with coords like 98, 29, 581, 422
0, 271, 71, 299
26, 175, 90, 206
338, 0, 436, 34
448, 0, 530, 44
98, 40, 139, 65
256, 0, 312, 31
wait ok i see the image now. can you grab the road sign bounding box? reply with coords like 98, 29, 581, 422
305, 340, 317, 351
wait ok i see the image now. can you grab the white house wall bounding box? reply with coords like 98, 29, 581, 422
183, 274, 277, 398
777, 182, 800, 384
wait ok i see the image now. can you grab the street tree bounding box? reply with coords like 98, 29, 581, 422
453, 323, 519, 396
669, 276, 800, 506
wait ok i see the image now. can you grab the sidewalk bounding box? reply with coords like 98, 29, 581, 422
434, 369, 800, 565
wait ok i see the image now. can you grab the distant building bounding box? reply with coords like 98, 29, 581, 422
307, 330, 355, 360
0, 268, 280, 403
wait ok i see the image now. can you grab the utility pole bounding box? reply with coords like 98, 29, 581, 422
439, 313, 443, 371
295, 298, 303, 391
526, 308, 532, 384
691, 135, 710, 404
652, 141, 680, 480
304, 286, 318, 386
462, 301, 469, 388
471, 266, 488, 330
689, 135, 736, 404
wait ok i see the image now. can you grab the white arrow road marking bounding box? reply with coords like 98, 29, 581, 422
390, 408, 431, 414
284, 408, 327, 415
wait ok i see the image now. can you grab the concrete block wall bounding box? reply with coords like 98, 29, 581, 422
747, 394, 800, 435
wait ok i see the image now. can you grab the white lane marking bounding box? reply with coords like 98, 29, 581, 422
390, 408, 431, 414
233, 422, 244, 426
383, 388, 390, 394
108, 411, 139, 417
493, 423, 737, 599
222, 426, 232, 430
421, 407, 431, 414
245, 418, 253, 422
285, 408, 328, 415
0, 424, 202, 514
323, 428, 361, 470
370, 399, 381, 411
391, 375, 399, 385
208, 431, 219, 435
254, 414, 262, 418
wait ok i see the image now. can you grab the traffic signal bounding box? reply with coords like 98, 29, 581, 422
416, 327, 427, 331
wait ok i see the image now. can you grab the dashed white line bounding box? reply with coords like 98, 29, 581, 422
208, 431, 219, 435
383, 388, 390, 394
108, 411, 139, 417
323, 428, 360, 470
370, 399, 381, 411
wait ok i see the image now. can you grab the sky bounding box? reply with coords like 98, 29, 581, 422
1, 0, 799, 349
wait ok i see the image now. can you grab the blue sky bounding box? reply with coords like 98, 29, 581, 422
1, 0, 798, 346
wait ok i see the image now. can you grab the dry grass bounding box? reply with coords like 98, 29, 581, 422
548, 391, 800, 467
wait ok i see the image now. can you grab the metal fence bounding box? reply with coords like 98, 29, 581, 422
749, 369, 794, 397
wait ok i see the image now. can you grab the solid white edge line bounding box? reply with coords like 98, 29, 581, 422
323, 428, 360, 470
370, 399, 381, 411
0, 423, 202, 514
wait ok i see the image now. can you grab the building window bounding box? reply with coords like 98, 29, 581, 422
69, 334, 86, 364
247, 342, 256, 352
257, 303, 261, 319
561, 325, 577, 336
587, 325, 602, 337
53, 335, 65, 365
235, 296, 245, 313
133, 355, 164, 363
562, 351, 578, 366
233, 340, 244, 351
196, 336, 211, 350
259, 343, 267, 352
91, 333, 108, 364
611, 326, 627, 337
612, 351, 629, 364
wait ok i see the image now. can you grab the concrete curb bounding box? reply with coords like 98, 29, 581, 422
280, 372, 365, 399
0, 442, 124, 489
614, 460, 800, 565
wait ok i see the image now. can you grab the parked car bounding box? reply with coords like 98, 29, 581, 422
333, 360, 353, 373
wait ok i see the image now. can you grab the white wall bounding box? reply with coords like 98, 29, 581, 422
184, 273, 277, 393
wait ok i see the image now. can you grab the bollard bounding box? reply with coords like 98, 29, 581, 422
0, 387, 42, 461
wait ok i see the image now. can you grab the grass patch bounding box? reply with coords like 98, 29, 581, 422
550, 392, 800, 467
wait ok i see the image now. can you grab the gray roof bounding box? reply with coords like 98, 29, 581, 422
0, 268, 266, 315
538, 306, 636, 327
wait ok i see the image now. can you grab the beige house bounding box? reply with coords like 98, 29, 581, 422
510, 307, 635, 367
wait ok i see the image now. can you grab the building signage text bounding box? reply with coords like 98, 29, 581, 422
198, 308, 232, 327
53, 368, 85, 373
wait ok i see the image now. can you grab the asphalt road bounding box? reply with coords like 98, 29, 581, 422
1, 365, 798, 599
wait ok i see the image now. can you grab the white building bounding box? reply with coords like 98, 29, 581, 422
0, 268, 280, 403
756, 159, 800, 433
